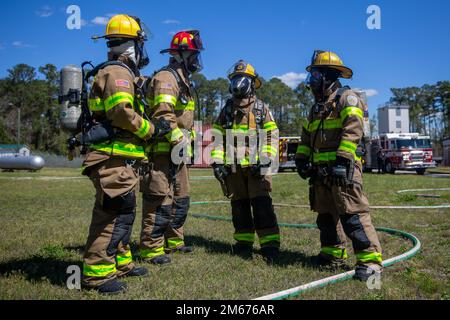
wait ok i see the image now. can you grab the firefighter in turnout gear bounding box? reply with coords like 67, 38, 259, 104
295, 50, 382, 280
81, 14, 170, 294
211, 60, 281, 261
139, 30, 204, 265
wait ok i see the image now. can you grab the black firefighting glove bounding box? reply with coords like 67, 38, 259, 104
331, 156, 351, 187
250, 155, 272, 177
295, 158, 312, 180
152, 118, 172, 139
212, 163, 228, 184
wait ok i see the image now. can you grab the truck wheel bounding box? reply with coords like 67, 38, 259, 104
416, 168, 426, 175
385, 161, 395, 174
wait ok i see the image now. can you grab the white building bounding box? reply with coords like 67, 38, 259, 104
378, 104, 409, 134
0, 144, 30, 157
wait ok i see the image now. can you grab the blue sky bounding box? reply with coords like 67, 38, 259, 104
0, 0, 449, 116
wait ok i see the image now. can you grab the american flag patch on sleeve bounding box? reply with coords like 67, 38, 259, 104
115, 79, 130, 88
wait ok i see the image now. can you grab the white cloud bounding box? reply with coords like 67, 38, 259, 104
91, 16, 109, 25
91, 14, 117, 26
81, 19, 89, 27
12, 41, 33, 48
163, 19, 180, 24
354, 88, 379, 97
36, 5, 53, 17
274, 72, 307, 89
363, 89, 379, 97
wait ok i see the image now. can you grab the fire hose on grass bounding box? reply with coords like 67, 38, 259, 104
188, 194, 448, 299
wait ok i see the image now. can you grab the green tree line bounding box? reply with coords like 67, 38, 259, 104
0, 63, 448, 155
389, 81, 450, 139
0, 63, 66, 154
191, 73, 314, 134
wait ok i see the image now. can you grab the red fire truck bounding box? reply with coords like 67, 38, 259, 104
363, 133, 436, 175
278, 136, 301, 172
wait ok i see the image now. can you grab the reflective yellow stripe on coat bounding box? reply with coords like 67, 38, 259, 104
90, 140, 146, 159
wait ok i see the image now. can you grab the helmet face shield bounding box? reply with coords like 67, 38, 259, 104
182, 51, 203, 73
187, 29, 204, 51
130, 16, 151, 41
306, 68, 324, 88
136, 40, 150, 69
230, 75, 253, 99
310, 50, 325, 66
306, 67, 325, 96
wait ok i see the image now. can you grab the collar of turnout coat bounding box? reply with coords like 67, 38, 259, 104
106, 53, 140, 76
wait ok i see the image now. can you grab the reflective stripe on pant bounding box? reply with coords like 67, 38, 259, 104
250, 197, 280, 248
139, 194, 173, 259
165, 196, 190, 249
82, 161, 137, 288
140, 156, 191, 255
165, 164, 190, 248
316, 213, 348, 261
231, 199, 255, 245
228, 166, 280, 248
310, 163, 382, 266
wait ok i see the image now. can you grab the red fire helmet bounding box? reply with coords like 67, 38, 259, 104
160, 30, 204, 54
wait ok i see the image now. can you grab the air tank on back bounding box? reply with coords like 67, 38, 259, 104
354, 90, 371, 138
59, 65, 82, 134
0, 156, 45, 171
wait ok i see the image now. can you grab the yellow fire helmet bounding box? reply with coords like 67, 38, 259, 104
227, 60, 262, 89
306, 50, 353, 79
92, 14, 148, 41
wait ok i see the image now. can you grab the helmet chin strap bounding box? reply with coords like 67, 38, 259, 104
324, 81, 337, 97
315, 77, 338, 102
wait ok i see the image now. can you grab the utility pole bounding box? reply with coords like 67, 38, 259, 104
17, 106, 21, 145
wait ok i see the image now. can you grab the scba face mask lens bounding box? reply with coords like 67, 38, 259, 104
307, 68, 324, 92
230, 75, 253, 98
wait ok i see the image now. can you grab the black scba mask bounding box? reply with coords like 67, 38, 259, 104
306, 68, 325, 92
306, 67, 340, 97
229, 75, 254, 99
183, 51, 203, 74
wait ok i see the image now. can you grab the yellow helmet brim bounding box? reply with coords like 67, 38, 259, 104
306, 64, 353, 79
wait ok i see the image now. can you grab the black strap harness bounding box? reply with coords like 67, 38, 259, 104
223, 98, 265, 130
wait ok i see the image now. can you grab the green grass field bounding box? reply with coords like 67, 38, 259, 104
0, 168, 449, 300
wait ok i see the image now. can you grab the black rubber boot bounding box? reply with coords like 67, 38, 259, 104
260, 246, 280, 263
150, 254, 172, 265
124, 266, 149, 277
96, 279, 128, 295
173, 246, 194, 254
354, 264, 382, 281
232, 243, 253, 258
